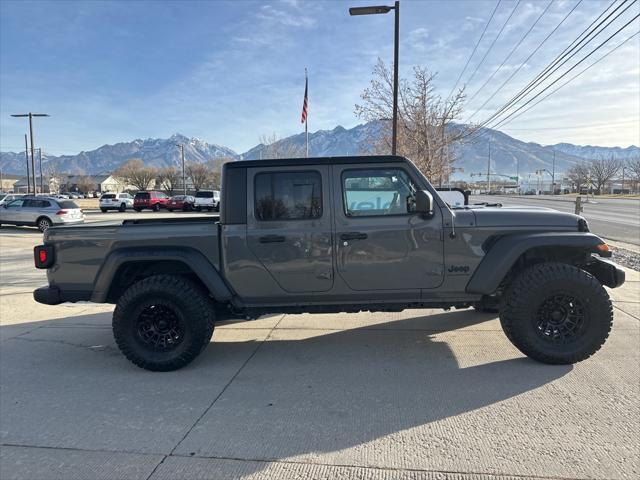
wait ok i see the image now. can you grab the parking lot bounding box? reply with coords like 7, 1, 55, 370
1, 212, 639, 480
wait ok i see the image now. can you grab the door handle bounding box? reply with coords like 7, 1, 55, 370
259, 235, 286, 243
340, 232, 368, 241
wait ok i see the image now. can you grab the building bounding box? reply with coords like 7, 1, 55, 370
0, 173, 22, 192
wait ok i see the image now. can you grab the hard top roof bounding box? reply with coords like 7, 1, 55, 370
225, 155, 409, 169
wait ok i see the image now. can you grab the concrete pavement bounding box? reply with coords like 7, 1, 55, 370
1, 230, 639, 480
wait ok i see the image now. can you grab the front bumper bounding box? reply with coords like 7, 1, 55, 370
585, 256, 626, 288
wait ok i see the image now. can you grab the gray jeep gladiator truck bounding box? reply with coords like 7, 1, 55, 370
33, 155, 625, 371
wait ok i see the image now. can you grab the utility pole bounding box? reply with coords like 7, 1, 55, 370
551, 149, 556, 195
38, 148, 43, 194
24, 134, 30, 194
11, 113, 49, 194
487, 141, 492, 193
176, 144, 186, 195
516, 157, 520, 195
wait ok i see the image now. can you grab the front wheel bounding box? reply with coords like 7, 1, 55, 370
119, 203, 126, 212
112, 275, 215, 371
101, 208, 108, 213
152, 203, 160, 212
500, 262, 613, 365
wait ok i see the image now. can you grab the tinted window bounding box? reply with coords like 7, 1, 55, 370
255, 171, 322, 221
102, 194, 115, 199
135, 192, 150, 199
195, 191, 213, 198
342, 168, 417, 217
58, 200, 79, 209
24, 199, 50, 208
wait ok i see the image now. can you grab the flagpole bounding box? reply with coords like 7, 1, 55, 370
305, 68, 309, 158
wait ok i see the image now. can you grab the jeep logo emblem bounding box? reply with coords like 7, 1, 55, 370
448, 265, 470, 273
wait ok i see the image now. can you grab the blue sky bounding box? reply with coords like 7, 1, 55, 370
1, 0, 638, 155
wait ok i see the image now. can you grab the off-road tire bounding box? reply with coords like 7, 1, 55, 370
113, 275, 215, 371
500, 262, 612, 365
36, 217, 52, 232
119, 203, 126, 212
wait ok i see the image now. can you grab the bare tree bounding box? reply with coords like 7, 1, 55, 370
355, 58, 469, 185
566, 162, 590, 193
257, 133, 305, 159
206, 157, 233, 190
157, 166, 181, 196
589, 156, 621, 194
186, 162, 210, 192
114, 159, 158, 191
45, 163, 65, 194
626, 157, 640, 193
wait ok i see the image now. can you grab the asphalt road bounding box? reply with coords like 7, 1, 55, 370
475, 195, 640, 245
1, 223, 639, 479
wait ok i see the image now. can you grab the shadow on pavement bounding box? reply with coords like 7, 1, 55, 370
0, 309, 572, 474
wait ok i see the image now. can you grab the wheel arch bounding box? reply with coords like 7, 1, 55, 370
92, 247, 234, 304
466, 232, 610, 295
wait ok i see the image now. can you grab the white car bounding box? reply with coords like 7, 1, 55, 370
0, 196, 84, 232
100, 192, 134, 212
194, 190, 220, 211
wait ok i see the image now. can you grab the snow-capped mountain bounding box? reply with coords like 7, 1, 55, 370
1, 124, 637, 178
0, 134, 238, 175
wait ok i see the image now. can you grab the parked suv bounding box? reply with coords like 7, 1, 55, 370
0, 196, 84, 231
133, 191, 169, 211
100, 193, 134, 212
194, 190, 220, 211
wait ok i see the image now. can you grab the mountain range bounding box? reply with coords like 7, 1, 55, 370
1, 123, 637, 179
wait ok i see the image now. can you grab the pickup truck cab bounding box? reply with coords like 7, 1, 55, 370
33, 156, 625, 371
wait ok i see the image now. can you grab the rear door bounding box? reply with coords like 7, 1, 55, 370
246, 166, 333, 293
332, 163, 444, 291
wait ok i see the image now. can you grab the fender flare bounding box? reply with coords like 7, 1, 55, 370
90, 247, 234, 303
466, 232, 608, 295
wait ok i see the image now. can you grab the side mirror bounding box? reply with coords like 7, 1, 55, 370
416, 190, 433, 217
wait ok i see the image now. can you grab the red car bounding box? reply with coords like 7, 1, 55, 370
167, 195, 195, 212
133, 191, 170, 211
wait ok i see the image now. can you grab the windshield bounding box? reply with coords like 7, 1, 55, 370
0, 194, 6, 201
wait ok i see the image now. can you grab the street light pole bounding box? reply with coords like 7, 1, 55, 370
551, 149, 556, 195
24, 134, 30, 194
349, 2, 400, 155
38, 148, 43, 194
11, 113, 49, 194
176, 144, 186, 195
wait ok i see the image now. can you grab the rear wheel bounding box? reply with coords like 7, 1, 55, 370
168, 208, 174, 212
101, 208, 108, 213
134, 208, 141, 212
119, 203, 126, 212
36, 217, 52, 232
112, 275, 215, 371
152, 203, 160, 212
196, 206, 202, 212
500, 262, 612, 364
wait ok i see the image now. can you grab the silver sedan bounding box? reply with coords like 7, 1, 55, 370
0, 196, 84, 232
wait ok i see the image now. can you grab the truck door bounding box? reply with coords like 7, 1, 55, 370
246, 166, 334, 293
332, 163, 444, 291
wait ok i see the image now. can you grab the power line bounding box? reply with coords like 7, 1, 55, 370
464, 0, 584, 123
491, 30, 640, 131
473, 0, 634, 132
465, 0, 553, 109
504, 119, 639, 130
462, 0, 522, 90
446, 0, 502, 101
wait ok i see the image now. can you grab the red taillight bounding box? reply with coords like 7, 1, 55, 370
56, 210, 68, 216
34, 245, 54, 269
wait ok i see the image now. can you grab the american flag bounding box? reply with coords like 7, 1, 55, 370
300, 74, 308, 124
